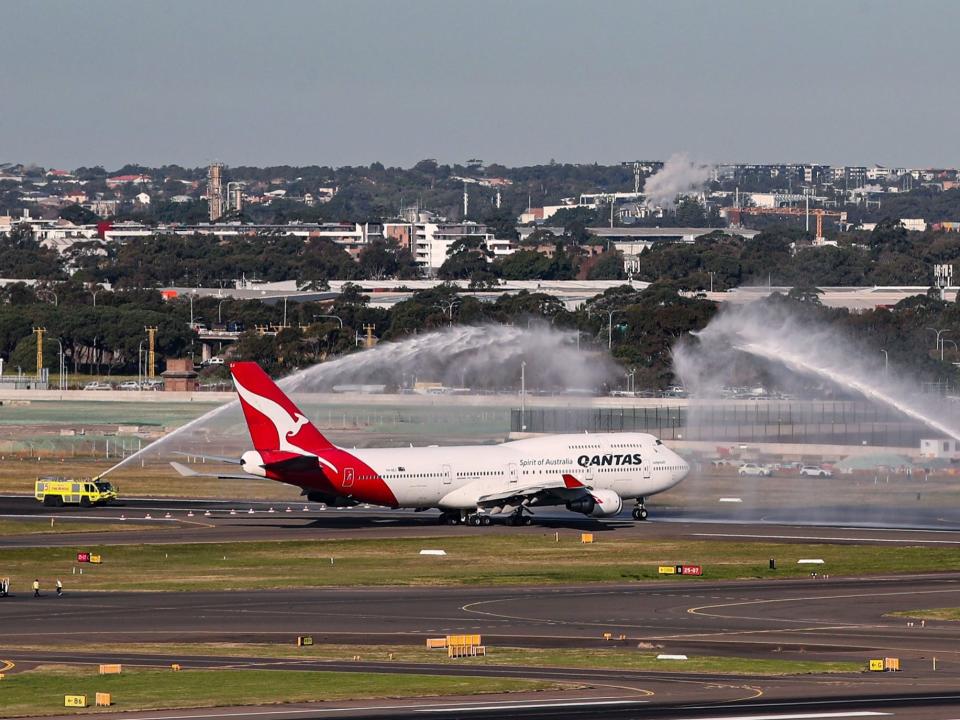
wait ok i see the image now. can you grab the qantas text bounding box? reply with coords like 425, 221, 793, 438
578, 453, 643, 467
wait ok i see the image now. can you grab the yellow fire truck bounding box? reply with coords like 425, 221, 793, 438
35, 478, 118, 507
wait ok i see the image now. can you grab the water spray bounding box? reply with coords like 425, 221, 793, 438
93, 323, 620, 479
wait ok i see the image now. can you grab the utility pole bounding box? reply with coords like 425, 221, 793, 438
33, 327, 45, 382
145, 326, 158, 378
520, 361, 526, 431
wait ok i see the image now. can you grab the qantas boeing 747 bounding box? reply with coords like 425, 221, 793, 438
172, 362, 690, 525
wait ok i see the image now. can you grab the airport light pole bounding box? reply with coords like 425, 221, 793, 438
520, 361, 526, 431
927, 327, 951, 362
880, 349, 888, 377
138, 341, 145, 390
55, 338, 65, 390
606, 309, 625, 350
217, 299, 227, 325
313, 314, 344, 328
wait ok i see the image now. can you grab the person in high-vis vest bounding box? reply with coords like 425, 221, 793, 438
33, 578, 40, 597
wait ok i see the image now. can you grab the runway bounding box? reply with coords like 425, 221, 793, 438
4, 494, 960, 548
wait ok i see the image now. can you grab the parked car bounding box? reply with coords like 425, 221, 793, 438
800, 465, 832, 477
204, 357, 225, 366
82, 381, 112, 391
117, 381, 140, 390
738, 462, 771, 477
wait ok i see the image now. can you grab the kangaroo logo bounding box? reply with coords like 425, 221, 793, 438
234, 378, 314, 453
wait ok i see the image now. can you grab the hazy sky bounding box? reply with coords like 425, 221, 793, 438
1, 0, 956, 169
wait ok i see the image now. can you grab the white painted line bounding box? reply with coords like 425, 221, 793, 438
797, 559, 825, 564
119, 696, 637, 720
417, 699, 645, 712
694, 532, 960, 545
719, 497, 743, 503
670, 714, 888, 720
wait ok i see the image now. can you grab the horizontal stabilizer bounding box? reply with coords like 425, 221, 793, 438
172, 451, 241, 465
169, 461, 261, 481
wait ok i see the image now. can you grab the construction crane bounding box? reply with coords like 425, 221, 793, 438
724, 206, 847, 245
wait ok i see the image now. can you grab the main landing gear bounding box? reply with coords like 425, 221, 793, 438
504, 508, 532, 526
438, 510, 492, 526
632, 499, 648, 521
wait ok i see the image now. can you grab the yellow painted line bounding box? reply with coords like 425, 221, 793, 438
1, 659, 16, 674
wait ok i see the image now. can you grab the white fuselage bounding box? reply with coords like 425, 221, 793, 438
348, 432, 688, 510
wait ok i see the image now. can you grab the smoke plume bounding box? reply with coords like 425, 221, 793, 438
643, 153, 713, 209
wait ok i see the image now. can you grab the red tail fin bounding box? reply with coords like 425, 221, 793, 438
229, 362, 333, 454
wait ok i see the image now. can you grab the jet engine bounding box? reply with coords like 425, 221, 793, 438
566, 489, 623, 518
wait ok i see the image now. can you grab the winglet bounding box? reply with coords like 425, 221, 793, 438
562, 474, 585, 488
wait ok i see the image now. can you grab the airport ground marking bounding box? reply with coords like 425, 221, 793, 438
417, 698, 646, 711
687, 587, 960, 623
76, 695, 639, 720
669, 713, 888, 720
694, 532, 960, 545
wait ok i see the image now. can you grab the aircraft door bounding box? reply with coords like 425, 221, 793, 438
508, 463, 518, 485
643, 462, 651, 481
342, 467, 355, 489
442, 464, 452, 485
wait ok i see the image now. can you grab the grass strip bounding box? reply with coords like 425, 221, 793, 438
0, 664, 558, 718
0, 535, 957, 590
887, 608, 960, 621
3, 643, 864, 676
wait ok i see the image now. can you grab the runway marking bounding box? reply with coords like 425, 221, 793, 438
0, 659, 15, 674
417, 699, 646, 711
688, 587, 960, 623
694, 532, 960, 545
667, 714, 888, 720
102, 696, 640, 720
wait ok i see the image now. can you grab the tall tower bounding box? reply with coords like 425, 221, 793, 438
463, 183, 469, 218
227, 181, 243, 213
208, 163, 224, 222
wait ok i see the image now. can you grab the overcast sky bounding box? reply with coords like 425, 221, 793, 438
1, 0, 956, 170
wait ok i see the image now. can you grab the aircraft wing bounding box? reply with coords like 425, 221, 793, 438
476, 474, 592, 512
170, 462, 262, 481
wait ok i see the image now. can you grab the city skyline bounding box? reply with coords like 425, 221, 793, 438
1, 1, 957, 169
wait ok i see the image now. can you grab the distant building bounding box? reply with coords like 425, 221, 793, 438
900, 218, 927, 232
413, 220, 494, 271
106, 174, 151, 188
207, 163, 225, 222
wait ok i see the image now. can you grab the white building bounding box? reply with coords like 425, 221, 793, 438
413, 220, 496, 271
900, 218, 927, 232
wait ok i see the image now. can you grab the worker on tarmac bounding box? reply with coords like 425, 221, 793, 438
33, 578, 40, 597
56, 579, 63, 597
